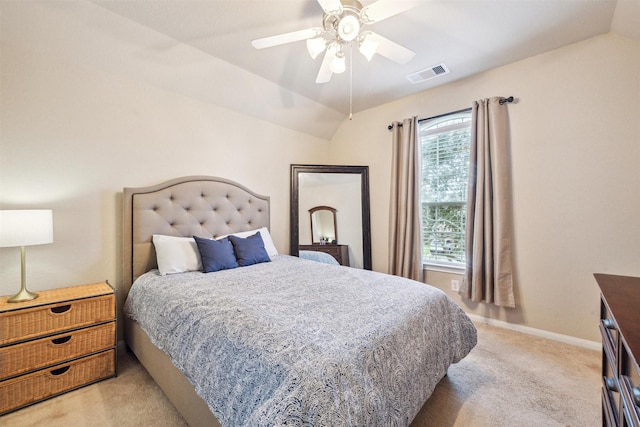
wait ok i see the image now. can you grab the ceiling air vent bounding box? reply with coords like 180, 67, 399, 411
406, 63, 450, 84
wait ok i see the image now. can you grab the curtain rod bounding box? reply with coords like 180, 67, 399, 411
387, 96, 515, 130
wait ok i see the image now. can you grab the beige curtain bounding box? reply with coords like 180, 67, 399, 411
389, 116, 423, 282
462, 98, 515, 307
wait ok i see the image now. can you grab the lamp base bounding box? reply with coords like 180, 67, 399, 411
7, 288, 39, 303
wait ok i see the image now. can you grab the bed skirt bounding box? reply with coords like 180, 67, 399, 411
124, 318, 221, 427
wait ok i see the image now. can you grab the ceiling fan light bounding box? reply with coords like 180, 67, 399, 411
330, 52, 346, 74
307, 37, 327, 59
338, 14, 360, 42
358, 35, 378, 61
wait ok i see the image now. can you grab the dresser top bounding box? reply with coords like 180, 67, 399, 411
0, 282, 113, 313
595, 273, 640, 360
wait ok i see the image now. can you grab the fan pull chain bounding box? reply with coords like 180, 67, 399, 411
349, 43, 353, 120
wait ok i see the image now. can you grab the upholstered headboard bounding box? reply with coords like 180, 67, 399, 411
122, 176, 270, 298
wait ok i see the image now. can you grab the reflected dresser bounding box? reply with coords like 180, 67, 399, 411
596, 273, 640, 427
0, 281, 117, 415
299, 244, 349, 266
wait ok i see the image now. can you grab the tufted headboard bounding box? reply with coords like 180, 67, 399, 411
122, 176, 270, 298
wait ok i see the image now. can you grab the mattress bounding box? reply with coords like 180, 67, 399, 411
124, 255, 476, 426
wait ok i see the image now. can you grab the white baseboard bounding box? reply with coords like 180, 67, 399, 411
466, 314, 601, 351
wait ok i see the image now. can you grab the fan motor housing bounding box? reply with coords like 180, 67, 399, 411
322, 0, 364, 37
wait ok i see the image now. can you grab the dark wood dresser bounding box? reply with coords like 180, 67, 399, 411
299, 244, 349, 266
596, 273, 640, 427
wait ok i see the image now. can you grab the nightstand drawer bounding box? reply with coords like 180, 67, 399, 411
0, 349, 116, 414
0, 294, 115, 346
0, 322, 116, 380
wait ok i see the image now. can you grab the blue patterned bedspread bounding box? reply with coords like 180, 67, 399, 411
124, 255, 477, 426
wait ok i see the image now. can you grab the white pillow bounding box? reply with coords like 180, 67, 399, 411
221, 227, 278, 258
152, 235, 202, 276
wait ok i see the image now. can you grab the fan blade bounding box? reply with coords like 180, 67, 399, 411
252, 27, 321, 49
366, 32, 415, 64
362, 0, 421, 23
316, 45, 337, 83
317, 0, 343, 14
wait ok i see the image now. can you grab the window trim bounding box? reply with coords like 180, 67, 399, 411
423, 260, 466, 274
418, 107, 472, 126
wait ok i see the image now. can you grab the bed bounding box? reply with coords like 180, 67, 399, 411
298, 249, 340, 265
122, 176, 477, 427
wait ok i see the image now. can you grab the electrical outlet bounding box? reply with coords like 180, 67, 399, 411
451, 280, 460, 291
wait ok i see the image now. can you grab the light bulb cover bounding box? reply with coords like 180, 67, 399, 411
330, 51, 346, 74
306, 37, 327, 59
358, 33, 379, 61
338, 14, 360, 42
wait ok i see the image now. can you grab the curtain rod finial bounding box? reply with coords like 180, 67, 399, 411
499, 96, 514, 105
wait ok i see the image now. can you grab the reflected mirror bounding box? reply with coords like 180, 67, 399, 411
310, 206, 337, 244
291, 164, 371, 270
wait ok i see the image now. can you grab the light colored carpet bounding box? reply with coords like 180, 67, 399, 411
2, 323, 600, 426
413, 323, 601, 427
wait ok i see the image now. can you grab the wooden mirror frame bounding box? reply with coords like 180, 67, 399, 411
290, 164, 372, 270
309, 206, 338, 244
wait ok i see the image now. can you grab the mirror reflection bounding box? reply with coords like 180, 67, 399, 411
309, 206, 337, 244
290, 165, 371, 270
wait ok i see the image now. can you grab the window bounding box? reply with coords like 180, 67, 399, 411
420, 109, 472, 266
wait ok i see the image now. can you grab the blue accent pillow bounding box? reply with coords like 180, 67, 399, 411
228, 232, 271, 267
193, 236, 238, 273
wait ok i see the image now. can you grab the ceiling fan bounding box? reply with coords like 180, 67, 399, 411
251, 0, 420, 84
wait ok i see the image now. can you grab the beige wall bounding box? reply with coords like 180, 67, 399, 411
329, 33, 640, 342
1, 2, 638, 344
0, 3, 331, 298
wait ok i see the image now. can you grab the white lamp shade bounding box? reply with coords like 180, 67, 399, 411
0, 210, 53, 247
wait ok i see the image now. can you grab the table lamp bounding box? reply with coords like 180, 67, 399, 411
0, 210, 54, 303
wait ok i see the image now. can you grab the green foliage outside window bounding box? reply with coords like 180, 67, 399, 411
420, 112, 472, 264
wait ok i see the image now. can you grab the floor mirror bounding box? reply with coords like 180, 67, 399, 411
290, 164, 372, 270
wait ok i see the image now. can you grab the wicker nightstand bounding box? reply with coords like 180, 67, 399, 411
0, 281, 117, 415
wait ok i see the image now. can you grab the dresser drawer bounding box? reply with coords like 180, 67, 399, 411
600, 301, 619, 367
0, 294, 115, 346
603, 350, 622, 426
0, 322, 116, 380
603, 388, 618, 427
0, 349, 116, 414
620, 340, 640, 426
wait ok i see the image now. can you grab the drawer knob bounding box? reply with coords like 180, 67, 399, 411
50, 366, 70, 376
633, 386, 640, 407
602, 319, 616, 330
50, 304, 71, 314
51, 335, 71, 345
605, 377, 618, 392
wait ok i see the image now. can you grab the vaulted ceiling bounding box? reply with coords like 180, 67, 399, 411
91, 0, 638, 117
